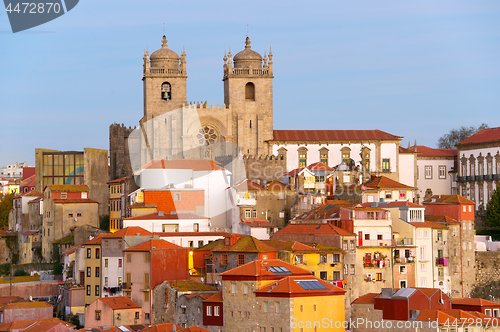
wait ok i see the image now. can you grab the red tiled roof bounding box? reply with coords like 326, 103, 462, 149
410, 145, 457, 157
181, 327, 211, 332
241, 219, 277, 228
352, 293, 378, 304
266, 180, 289, 191
198, 236, 277, 253
129, 202, 157, 209
408, 222, 435, 228
263, 240, 322, 253
123, 239, 182, 251
363, 175, 415, 190
374, 201, 424, 208
21, 230, 38, 235
285, 167, 304, 176
141, 323, 183, 332
107, 174, 134, 184
272, 130, 401, 142
99, 296, 141, 309
423, 195, 475, 205
398, 146, 414, 154
124, 212, 206, 220
234, 179, 264, 192
273, 223, 355, 237
459, 127, 500, 145
452, 298, 500, 306
46, 184, 89, 192
307, 162, 334, 171
102, 226, 152, 238
52, 198, 99, 204
425, 215, 459, 224
155, 231, 230, 237
221, 259, 312, 278
2, 301, 51, 310
0, 318, 74, 332
0, 228, 14, 237
255, 275, 345, 297
14, 189, 42, 198
204, 291, 223, 303
141, 159, 227, 171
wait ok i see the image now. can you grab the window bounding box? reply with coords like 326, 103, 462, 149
263, 301, 269, 312
320, 150, 328, 165
188, 241, 194, 247
331, 254, 340, 263
417, 230, 422, 239
86, 285, 91, 295
144, 252, 150, 263
350, 264, 355, 275
231, 283, 236, 294
341, 147, 351, 164
400, 266, 406, 274
105, 277, 108, 286
275, 302, 280, 313
376, 273, 382, 281
421, 263, 426, 271
95, 310, 101, 320
485, 309, 492, 316
145, 313, 150, 320
206, 306, 212, 316
364, 234, 370, 240
298, 147, 307, 168
96, 267, 100, 277
319, 254, 327, 263
96, 248, 100, 259
161, 82, 171, 100
214, 306, 220, 316
420, 246, 426, 260
68, 212, 73, 218
174, 193, 181, 202
424, 230, 429, 239
144, 273, 150, 289
252, 210, 257, 218
244, 283, 249, 294
377, 234, 383, 240
385, 191, 392, 199
295, 254, 303, 264
238, 254, 245, 265
245, 82, 255, 100
118, 277, 122, 286
126, 253, 131, 262
95, 285, 100, 296
87, 248, 91, 258
87, 267, 91, 277
198, 240, 204, 248
343, 240, 348, 251
119, 240, 122, 249
493, 309, 499, 318
118, 259, 122, 268
61, 192, 67, 199
439, 166, 446, 179
244, 210, 251, 219
438, 268, 444, 276
421, 277, 427, 287
105, 259, 108, 268
221, 254, 228, 265
77, 212, 82, 217
320, 271, 327, 280
382, 159, 390, 172
425, 166, 432, 179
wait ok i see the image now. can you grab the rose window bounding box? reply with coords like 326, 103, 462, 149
197, 126, 218, 146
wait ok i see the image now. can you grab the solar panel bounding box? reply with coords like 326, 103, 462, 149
128, 325, 147, 332
324, 205, 335, 210
267, 266, 291, 275
295, 280, 328, 290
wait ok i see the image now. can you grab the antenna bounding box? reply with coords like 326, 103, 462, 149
163, 23, 165, 35
247, 24, 249, 37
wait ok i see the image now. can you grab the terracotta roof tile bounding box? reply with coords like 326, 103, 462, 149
167, 280, 217, 292
458, 127, 500, 145
241, 219, 277, 228
262, 240, 320, 253
255, 275, 345, 297
234, 179, 264, 192
452, 298, 500, 306
203, 291, 223, 303
272, 130, 401, 142
103, 226, 152, 237
52, 198, 99, 204
221, 259, 312, 278
123, 239, 182, 251
124, 212, 206, 220
2, 301, 51, 309
199, 236, 276, 253
352, 293, 379, 304
107, 173, 134, 184
307, 162, 334, 171
155, 231, 230, 237
99, 296, 141, 309
425, 215, 459, 224
363, 175, 415, 190
410, 145, 457, 157
141, 159, 227, 172
423, 195, 475, 205
273, 223, 355, 237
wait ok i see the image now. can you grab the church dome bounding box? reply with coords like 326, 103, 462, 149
150, 35, 180, 68
233, 37, 262, 68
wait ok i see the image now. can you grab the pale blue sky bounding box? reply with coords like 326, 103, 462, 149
1, 0, 499, 166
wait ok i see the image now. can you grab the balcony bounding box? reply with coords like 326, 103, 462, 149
395, 238, 413, 246
394, 257, 415, 264
358, 239, 394, 247
436, 258, 449, 266
122, 282, 131, 291
457, 176, 465, 182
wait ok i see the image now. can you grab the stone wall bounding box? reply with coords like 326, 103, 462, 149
109, 123, 135, 181
471, 251, 500, 299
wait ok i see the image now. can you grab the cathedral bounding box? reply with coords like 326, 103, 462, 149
110, 35, 278, 180
110, 34, 411, 188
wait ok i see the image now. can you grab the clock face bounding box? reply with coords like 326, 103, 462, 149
197, 125, 218, 146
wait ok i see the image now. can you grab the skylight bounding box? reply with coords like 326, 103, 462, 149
267, 266, 291, 275
295, 280, 328, 290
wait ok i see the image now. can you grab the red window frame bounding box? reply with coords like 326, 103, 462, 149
238, 254, 245, 265
221, 254, 228, 265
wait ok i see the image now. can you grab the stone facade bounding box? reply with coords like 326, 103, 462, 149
447, 220, 475, 298
471, 251, 500, 299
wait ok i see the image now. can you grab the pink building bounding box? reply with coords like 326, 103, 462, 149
84, 297, 143, 328
0, 301, 52, 323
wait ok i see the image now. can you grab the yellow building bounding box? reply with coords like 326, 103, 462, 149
84, 234, 103, 305
108, 180, 121, 232
265, 240, 344, 285
221, 259, 346, 332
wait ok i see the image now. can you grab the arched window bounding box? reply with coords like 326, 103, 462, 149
245, 82, 255, 101
341, 147, 351, 164
319, 147, 329, 165
161, 82, 171, 101
298, 147, 308, 168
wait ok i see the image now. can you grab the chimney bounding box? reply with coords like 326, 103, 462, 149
410, 309, 420, 320
158, 211, 164, 216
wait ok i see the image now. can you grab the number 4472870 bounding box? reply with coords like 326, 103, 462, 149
5, 2, 61, 14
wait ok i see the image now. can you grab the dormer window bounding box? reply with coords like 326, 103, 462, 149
81, 192, 87, 199
161, 82, 171, 101
225, 237, 231, 246
61, 192, 67, 199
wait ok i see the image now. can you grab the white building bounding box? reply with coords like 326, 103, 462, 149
155, 231, 229, 248
123, 212, 210, 234
456, 127, 500, 212
411, 145, 457, 200
0, 162, 29, 179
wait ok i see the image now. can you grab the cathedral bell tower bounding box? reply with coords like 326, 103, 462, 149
223, 37, 274, 156
143, 35, 187, 121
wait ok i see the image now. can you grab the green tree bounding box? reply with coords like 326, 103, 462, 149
100, 215, 110, 231
0, 194, 14, 227
485, 188, 500, 230
437, 123, 489, 149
